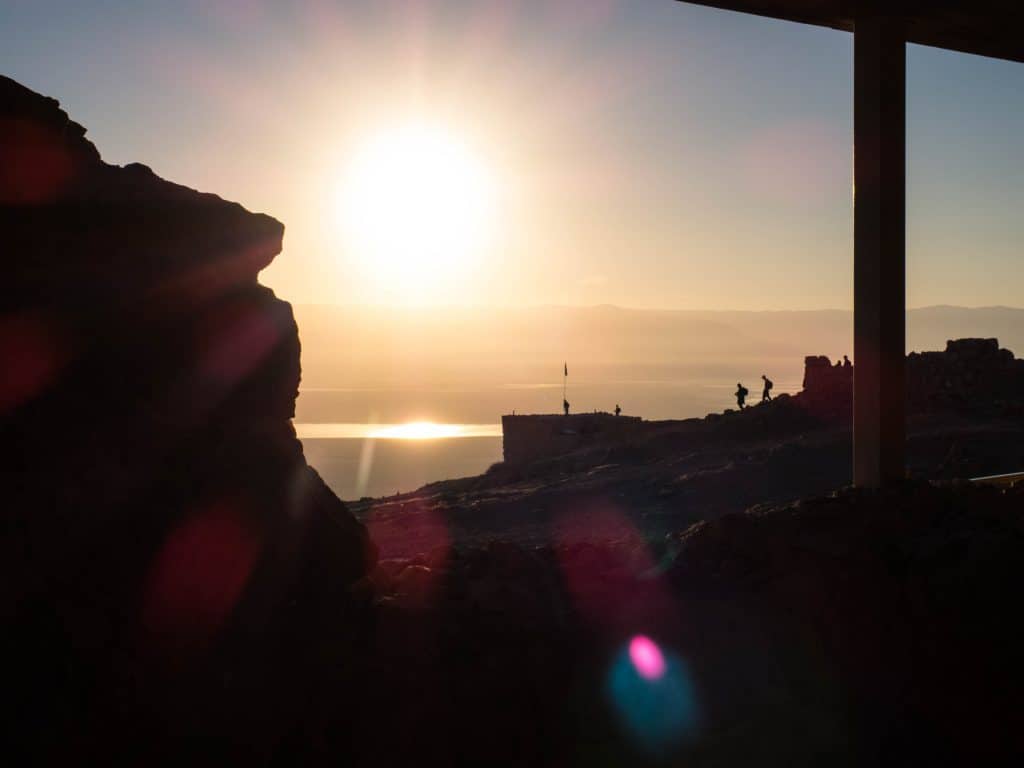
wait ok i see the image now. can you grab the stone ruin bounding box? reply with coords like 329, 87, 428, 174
501, 340, 1024, 467
502, 412, 643, 465
800, 338, 1024, 419
907, 338, 1024, 413
800, 354, 853, 417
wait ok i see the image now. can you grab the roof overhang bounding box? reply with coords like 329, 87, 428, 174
679, 1, 1024, 63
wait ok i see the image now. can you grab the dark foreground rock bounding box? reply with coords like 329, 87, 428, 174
2, 75, 374, 762
329, 481, 1024, 767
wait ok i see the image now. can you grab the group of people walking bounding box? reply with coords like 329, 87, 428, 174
558, 364, 863, 414
735, 374, 773, 410
562, 379, 774, 414
561, 358, 853, 415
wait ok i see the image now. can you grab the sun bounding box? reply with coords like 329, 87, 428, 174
337, 122, 497, 301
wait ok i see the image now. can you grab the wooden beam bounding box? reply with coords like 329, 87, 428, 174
853, 15, 906, 487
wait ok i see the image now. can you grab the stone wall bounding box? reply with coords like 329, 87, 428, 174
802, 355, 853, 399
502, 413, 642, 465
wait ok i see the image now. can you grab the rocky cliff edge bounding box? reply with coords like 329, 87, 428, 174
2, 74, 375, 759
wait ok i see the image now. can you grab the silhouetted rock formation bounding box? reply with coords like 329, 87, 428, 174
2, 75, 373, 761
908, 338, 1024, 415
800, 354, 854, 418
798, 340, 1024, 422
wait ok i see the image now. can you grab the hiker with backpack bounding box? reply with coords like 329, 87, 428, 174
735, 382, 749, 410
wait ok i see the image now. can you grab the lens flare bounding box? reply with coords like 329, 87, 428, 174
607, 636, 700, 755
629, 634, 666, 680
142, 501, 261, 650
0, 312, 65, 414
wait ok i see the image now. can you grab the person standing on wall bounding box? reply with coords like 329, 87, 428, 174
562, 362, 569, 415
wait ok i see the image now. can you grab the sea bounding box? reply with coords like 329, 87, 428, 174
295, 369, 802, 500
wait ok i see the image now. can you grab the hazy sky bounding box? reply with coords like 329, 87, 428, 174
2, 1, 1021, 310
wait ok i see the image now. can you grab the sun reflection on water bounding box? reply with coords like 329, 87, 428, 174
294, 421, 502, 440
369, 421, 464, 440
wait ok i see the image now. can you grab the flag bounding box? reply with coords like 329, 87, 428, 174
564, 362, 568, 377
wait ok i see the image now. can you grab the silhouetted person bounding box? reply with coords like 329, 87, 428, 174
735, 382, 748, 410
761, 374, 773, 402
614, 404, 621, 416
843, 355, 852, 368
563, 398, 570, 416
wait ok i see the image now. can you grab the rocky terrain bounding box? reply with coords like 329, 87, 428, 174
339, 481, 1024, 767
5, 75, 1024, 765
341, 344, 1024, 764
355, 339, 1024, 560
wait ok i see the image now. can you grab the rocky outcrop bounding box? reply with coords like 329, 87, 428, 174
907, 338, 1024, 414
799, 354, 853, 418
2, 75, 374, 760
798, 341, 1024, 420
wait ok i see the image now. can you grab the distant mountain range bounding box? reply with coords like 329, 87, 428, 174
293, 304, 1024, 388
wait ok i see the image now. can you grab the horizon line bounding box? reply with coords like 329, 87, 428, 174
289, 301, 1024, 314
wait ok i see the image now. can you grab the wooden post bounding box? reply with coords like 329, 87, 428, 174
853, 15, 906, 487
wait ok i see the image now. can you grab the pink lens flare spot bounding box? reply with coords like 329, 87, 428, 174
629, 635, 666, 681
143, 502, 261, 648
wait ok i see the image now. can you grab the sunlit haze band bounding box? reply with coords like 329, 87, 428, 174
294, 422, 502, 440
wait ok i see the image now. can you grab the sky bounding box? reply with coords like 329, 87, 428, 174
2, 0, 1021, 311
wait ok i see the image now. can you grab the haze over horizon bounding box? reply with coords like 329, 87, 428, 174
296, 299, 1024, 311
2, 0, 1021, 313
292, 304, 1024, 419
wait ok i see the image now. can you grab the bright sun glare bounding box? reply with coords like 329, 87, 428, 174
338, 123, 497, 300
369, 421, 463, 440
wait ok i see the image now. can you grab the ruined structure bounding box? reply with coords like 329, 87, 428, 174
907, 338, 1024, 414
799, 340, 1024, 420
501, 342, 1024, 469
799, 355, 854, 419
501, 412, 642, 465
